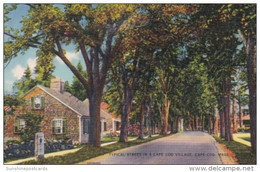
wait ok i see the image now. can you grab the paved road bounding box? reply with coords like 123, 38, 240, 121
80, 131, 227, 165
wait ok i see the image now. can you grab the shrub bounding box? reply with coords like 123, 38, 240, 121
5, 138, 21, 145
54, 135, 71, 143
20, 113, 44, 142
106, 131, 119, 137
128, 124, 140, 136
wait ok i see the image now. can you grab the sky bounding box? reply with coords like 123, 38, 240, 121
3, 4, 86, 94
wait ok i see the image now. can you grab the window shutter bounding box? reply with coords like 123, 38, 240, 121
63, 119, 67, 134
86, 119, 89, 134
31, 97, 35, 109
83, 118, 88, 134
52, 120, 56, 134
14, 118, 19, 133
41, 97, 45, 109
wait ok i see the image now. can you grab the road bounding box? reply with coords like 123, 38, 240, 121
79, 131, 234, 165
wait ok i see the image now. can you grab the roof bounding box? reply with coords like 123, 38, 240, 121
38, 85, 90, 116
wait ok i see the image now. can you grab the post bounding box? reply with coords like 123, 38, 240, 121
35, 132, 44, 160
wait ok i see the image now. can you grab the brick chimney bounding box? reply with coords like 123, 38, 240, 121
50, 78, 64, 93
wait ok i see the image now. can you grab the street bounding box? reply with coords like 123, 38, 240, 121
79, 131, 233, 165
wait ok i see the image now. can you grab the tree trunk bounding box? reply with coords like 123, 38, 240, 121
233, 87, 238, 133
88, 92, 102, 147
199, 114, 203, 131
160, 94, 171, 135
223, 78, 233, 141
246, 36, 256, 154
214, 108, 219, 136
238, 29, 256, 154
187, 112, 191, 130
193, 115, 197, 130
238, 91, 243, 128
175, 116, 180, 132
147, 104, 152, 137
119, 90, 133, 142
219, 108, 225, 138
138, 103, 145, 139
170, 120, 174, 133
209, 115, 213, 134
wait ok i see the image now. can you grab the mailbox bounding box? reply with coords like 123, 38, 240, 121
35, 132, 44, 160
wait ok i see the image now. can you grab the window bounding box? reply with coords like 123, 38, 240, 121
52, 119, 66, 134
83, 118, 89, 134
116, 121, 120, 131
31, 96, 45, 109
15, 118, 26, 133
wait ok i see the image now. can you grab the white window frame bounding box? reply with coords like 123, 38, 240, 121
18, 119, 26, 130
34, 96, 42, 109
53, 118, 65, 134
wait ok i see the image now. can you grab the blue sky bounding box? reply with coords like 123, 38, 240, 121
4, 4, 86, 94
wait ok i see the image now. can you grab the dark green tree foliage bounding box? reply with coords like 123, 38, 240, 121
35, 51, 55, 87
20, 113, 44, 142
71, 62, 88, 101
64, 81, 72, 93
13, 66, 35, 98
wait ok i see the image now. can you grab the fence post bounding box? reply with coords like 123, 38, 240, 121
35, 132, 44, 160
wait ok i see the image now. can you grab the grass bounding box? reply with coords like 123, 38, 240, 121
238, 136, 251, 142
101, 136, 137, 143
18, 134, 169, 165
213, 136, 256, 164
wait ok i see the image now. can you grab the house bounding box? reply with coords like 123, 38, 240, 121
4, 78, 121, 144
83, 100, 121, 133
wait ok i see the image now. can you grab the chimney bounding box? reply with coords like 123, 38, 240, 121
50, 78, 64, 93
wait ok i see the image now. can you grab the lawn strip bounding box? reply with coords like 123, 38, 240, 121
19, 134, 170, 164
213, 136, 256, 164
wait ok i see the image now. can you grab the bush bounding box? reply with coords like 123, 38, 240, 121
128, 124, 140, 136
54, 135, 71, 143
106, 131, 119, 137
20, 113, 44, 142
5, 138, 21, 145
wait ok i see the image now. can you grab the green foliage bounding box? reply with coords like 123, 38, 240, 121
5, 138, 21, 145
70, 62, 88, 101
4, 94, 25, 108
13, 66, 35, 98
20, 113, 44, 142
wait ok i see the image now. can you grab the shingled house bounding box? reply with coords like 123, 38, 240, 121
4, 78, 121, 144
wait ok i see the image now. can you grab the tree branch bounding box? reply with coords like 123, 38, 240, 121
55, 40, 90, 91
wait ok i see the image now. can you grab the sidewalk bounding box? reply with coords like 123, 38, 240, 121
233, 133, 251, 147
5, 134, 159, 165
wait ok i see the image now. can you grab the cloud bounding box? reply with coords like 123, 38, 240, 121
27, 58, 37, 73
12, 64, 25, 80
55, 51, 80, 64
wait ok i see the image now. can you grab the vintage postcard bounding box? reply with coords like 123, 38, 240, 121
2, 2, 257, 171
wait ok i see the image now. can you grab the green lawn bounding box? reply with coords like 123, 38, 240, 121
19, 134, 169, 165
101, 136, 137, 143
238, 136, 251, 142
214, 136, 256, 164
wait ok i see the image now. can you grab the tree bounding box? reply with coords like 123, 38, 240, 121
13, 66, 35, 98
20, 113, 44, 142
70, 62, 88, 101
4, 4, 137, 147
